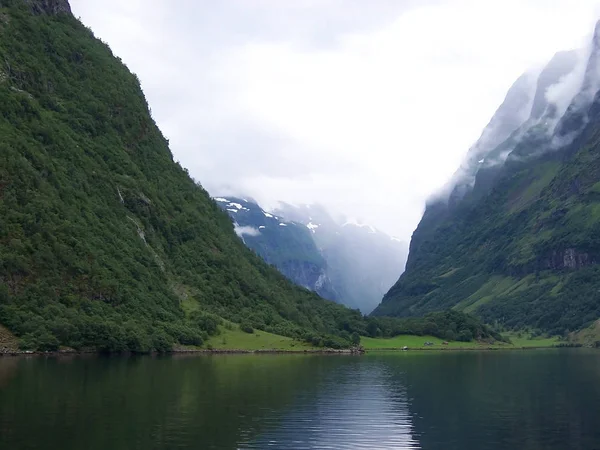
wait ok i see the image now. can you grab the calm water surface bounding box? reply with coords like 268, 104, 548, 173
0, 350, 599, 449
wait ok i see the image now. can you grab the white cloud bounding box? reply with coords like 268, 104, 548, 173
70, 0, 600, 240
234, 225, 261, 238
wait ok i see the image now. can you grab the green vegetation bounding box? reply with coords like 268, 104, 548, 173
502, 333, 561, 348
362, 331, 562, 350
0, 324, 18, 351
361, 335, 477, 349
365, 310, 504, 343
570, 319, 600, 347
0, 1, 370, 352
375, 86, 600, 335
0, 1, 513, 353
204, 324, 316, 351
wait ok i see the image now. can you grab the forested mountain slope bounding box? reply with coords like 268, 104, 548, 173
0, 0, 367, 351
374, 23, 600, 335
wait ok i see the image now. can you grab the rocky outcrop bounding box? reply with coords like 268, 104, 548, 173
543, 248, 593, 270
16, 0, 71, 15
279, 260, 337, 300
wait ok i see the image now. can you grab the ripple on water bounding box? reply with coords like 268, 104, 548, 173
238, 363, 421, 450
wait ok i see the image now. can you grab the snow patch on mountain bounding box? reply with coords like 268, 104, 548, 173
307, 222, 319, 232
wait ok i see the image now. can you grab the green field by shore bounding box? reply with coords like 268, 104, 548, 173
361, 333, 562, 351
204, 327, 317, 351
203, 327, 564, 352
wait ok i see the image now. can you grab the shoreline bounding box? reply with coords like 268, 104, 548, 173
0, 347, 365, 357
0, 344, 590, 358
363, 345, 577, 352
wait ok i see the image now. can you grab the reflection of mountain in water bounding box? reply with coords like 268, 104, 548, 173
240, 359, 420, 450
1, 353, 600, 450
380, 351, 600, 450
0, 355, 331, 450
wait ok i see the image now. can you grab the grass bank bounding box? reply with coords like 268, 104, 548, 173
361, 335, 488, 350
0, 322, 569, 355
361, 332, 563, 351
203, 326, 317, 351
502, 333, 562, 348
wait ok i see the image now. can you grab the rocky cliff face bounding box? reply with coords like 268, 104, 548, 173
374, 22, 600, 335
0, 0, 72, 15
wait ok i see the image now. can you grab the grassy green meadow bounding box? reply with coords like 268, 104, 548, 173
361, 332, 562, 351
204, 326, 317, 351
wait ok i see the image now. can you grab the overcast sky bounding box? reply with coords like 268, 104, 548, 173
70, 0, 600, 239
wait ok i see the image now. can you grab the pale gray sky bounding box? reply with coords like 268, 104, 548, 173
71, 0, 600, 239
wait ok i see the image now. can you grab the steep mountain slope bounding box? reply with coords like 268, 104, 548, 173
274, 203, 407, 313
214, 197, 337, 300
0, 0, 366, 351
374, 24, 600, 335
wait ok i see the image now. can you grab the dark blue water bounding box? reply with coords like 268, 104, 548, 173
0, 350, 599, 449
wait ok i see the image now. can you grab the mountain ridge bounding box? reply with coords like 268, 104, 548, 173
214, 196, 339, 301
374, 21, 600, 336
0, 0, 368, 351
215, 197, 407, 313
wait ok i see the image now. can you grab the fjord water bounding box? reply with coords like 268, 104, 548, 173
0, 351, 599, 450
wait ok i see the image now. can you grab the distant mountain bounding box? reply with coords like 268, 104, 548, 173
214, 197, 337, 300
217, 198, 407, 313
373, 23, 600, 336
274, 203, 408, 313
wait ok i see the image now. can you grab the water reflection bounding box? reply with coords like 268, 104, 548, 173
382, 350, 600, 450
240, 360, 420, 449
0, 351, 599, 450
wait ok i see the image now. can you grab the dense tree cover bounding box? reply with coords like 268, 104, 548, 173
365, 310, 503, 342
374, 86, 600, 335
0, 1, 375, 351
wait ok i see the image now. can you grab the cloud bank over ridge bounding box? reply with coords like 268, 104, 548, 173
70, 0, 600, 239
